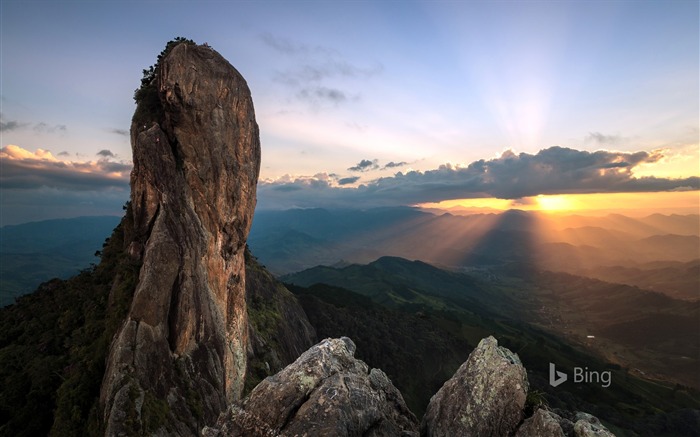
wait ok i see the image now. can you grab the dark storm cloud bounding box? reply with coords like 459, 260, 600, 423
257, 147, 699, 210
348, 159, 379, 172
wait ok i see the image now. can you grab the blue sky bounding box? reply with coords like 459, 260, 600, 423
1, 0, 698, 224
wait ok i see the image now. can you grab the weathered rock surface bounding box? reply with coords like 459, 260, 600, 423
571, 412, 616, 437
515, 409, 567, 437
100, 42, 261, 435
516, 409, 615, 437
421, 336, 528, 437
205, 337, 419, 437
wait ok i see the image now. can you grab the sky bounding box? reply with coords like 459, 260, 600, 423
1, 0, 698, 225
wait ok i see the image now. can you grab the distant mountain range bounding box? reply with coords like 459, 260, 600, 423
4, 209, 697, 307
250, 207, 699, 300
0, 216, 121, 306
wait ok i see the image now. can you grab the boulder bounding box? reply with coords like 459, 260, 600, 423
421, 336, 528, 437
206, 337, 419, 436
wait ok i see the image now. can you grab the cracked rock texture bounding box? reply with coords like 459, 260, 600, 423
100, 42, 261, 436
205, 337, 419, 437
420, 336, 528, 437
516, 409, 615, 437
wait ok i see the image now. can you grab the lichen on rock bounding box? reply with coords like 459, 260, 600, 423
421, 336, 529, 437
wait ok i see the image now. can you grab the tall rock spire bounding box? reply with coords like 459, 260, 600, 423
100, 41, 261, 435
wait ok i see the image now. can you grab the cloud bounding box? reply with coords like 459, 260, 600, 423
109, 128, 129, 136
33, 122, 67, 133
585, 132, 623, 145
57, 151, 70, 157
337, 176, 361, 185
0, 114, 28, 132
0, 114, 67, 134
257, 146, 699, 210
348, 159, 379, 172
97, 149, 115, 158
260, 33, 335, 57
382, 161, 408, 170
275, 62, 382, 88
297, 87, 348, 105
0, 145, 131, 191
263, 33, 381, 108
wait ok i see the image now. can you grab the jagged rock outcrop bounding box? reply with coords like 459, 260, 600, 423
100, 41, 261, 435
515, 408, 568, 437
204, 334, 614, 437
205, 337, 420, 436
516, 409, 615, 437
421, 336, 529, 437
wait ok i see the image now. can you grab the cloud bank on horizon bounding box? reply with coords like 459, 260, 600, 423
1, 143, 697, 224
0, 145, 131, 225
259, 146, 698, 209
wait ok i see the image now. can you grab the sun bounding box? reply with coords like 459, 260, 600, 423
536, 195, 575, 212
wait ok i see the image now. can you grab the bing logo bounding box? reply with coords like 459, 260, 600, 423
549, 362, 568, 387
549, 362, 611, 388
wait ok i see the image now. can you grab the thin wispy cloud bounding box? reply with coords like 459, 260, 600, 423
0, 114, 28, 132
383, 161, 408, 170
0, 114, 66, 134
33, 122, 67, 134
109, 128, 129, 137
585, 132, 623, 145
257, 147, 699, 210
297, 87, 348, 106
262, 33, 382, 109
260, 33, 336, 57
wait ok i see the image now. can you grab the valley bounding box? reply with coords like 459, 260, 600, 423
2, 207, 698, 435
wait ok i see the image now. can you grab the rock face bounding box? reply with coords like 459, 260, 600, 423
205, 337, 419, 436
100, 42, 261, 435
421, 336, 529, 437
516, 409, 616, 437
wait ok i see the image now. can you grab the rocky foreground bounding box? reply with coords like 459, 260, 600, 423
205, 336, 614, 437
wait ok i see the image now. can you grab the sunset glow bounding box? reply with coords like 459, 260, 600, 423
419, 191, 700, 216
